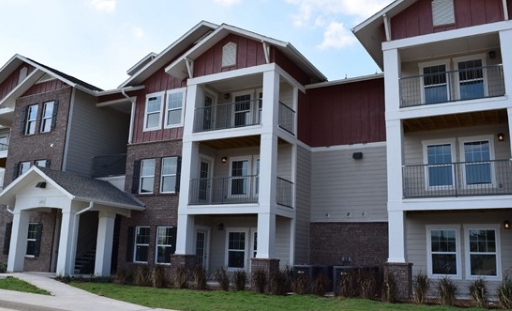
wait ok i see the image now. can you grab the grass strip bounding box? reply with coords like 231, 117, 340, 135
0, 276, 51, 295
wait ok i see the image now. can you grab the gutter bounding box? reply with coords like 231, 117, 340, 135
121, 88, 136, 144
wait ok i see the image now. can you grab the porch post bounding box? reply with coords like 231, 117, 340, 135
387, 210, 406, 263
94, 211, 116, 276
56, 209, 78, 276
499, 29, 512, 96
175, 214, 195, 255
256, 212, 276, 258
7, 210, 29, 272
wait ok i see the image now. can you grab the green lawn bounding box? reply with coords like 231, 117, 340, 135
0, 276, 50, 295
70, 282, 488, 311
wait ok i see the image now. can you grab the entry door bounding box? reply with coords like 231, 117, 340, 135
195, 228, 209, 271
198, 157, 213, 203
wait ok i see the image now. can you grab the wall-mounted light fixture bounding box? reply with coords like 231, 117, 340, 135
504, 220, 510, 230
489, 50, 496, 59
352, 152, 363, 160
224, 93, 230, 100
35, 182, 46, 189
497, 133, 505, 142
221, 156, 228, 164
217, 223, 224, 231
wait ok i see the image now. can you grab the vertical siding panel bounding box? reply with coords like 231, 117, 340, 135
418, 0, 433, 35
246, 40, 257, 67
455, 0, 471, 28
485, 0, 503, 22
470, 0, 487, 25
391, 12, 408, 39
405, 10, 420, 38
237, 36, 248, 69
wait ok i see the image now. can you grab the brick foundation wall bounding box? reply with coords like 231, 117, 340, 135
309, 222, 388, 266
117, 140, 182, 270
250, 258, 280, 291
384, 262, 412, 301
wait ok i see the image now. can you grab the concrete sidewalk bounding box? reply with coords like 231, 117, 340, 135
0, 273, 177, 311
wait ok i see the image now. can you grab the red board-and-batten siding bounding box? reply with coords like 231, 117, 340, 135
391, 0, 506, 40
299, 78, 385, 147
0, 64, 36, 101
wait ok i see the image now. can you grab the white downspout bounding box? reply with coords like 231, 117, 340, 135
121, 89, 135, 144
503, 0, 509, 20
69, 201, 94, 275
383, 14, 391, 41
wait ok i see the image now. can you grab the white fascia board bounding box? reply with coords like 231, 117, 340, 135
187, 63, 275, 86
382, 20, 512, 51
392, 196, 512, 212
311, 141, 386, 153
0, 55, 24, 85
306, 73, 384, 89
74, 197, 145, 211
353, 0, 406, 33
96, 85, 145, 97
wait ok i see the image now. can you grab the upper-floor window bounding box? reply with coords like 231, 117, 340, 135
423, 139, 455, 188
0, 134, 8, 151
164, 89, 185, 128
222, 42, 237, 67
35, 159, 50, 168
421, 62, 449, 104
161, 157, 179, 193
455, 57, 486, 101
144, 92, 164, 131
139, 159, 156, 194
40, 101, 57, 133
432, 0, 455, 26
24, 105, 38, 135
459, 135, 494, 186
18, 161, 31, 177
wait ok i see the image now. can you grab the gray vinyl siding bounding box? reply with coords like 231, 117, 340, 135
294, 145, 311, 264
311, 145, 387, 222
407, 210, 512, 298
65, 90, 130, 177
275, 216, 292, 267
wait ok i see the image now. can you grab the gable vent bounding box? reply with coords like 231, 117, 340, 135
432, 0, 455, 26
222, 42, 237, 67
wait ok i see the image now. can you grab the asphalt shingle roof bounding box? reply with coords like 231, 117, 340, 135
38, 168, 144, 209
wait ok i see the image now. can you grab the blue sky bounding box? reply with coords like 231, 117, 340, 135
0, 0, 393, 90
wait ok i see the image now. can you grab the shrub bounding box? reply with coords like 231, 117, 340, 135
413, 271, 430, 304
152, 265, 167, 288
115, 268, 134, 285
251, 269, 267, 293
134, 265, 152, 287
359, 269, 377, 299
292, 273, 310, 295
269, 269, 290, 295
381, 272, 397, 303
0, 262, 6, 273
233, 269, 247, 291
469, 277, 487, 308
193, 266, 207, 290
437, 276, 457, 306
311, 273, 329, 297
497, 275, 512, 310
174, 265, 189, 289
215, 267, 230, 291
338, 270, 357, 298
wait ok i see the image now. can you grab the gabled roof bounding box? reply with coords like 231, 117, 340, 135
119, 21, 219, 88
0, 166, 144, 210
165, 23, 327, 82
352, 0, 417, 69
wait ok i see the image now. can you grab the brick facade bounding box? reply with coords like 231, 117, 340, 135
310, 222, 388, 266
117, 140, 182, 270
384, 262, 413, 301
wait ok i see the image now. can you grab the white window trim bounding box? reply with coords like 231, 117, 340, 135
426, 224, 462, 280
419, 60, 451, 105
133, 226, 150, 264
228, 156, 252, 199
432, 0, 455, 26
232, 91, 254, 127
19, 161, 31, 176
453, 54, 488, 100
458, 135, 496, 188
25, 104, 38, 135
225, 228, 249, 271
143, 91, 164, 131
25, 223, 38, 258
464, 224, 502, 281
222, 42, 237, 67
160, 157, 178, 194
164, 88, 186, 129
40, 101, 54, 133
139, 159, 155, 194
253, 157, 260, 197
155, 226, 174, 265
422, 138, 456, 190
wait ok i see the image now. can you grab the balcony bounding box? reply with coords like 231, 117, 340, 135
402, 159, 512, 198
91, 154, 127, 178
189, 175, 293, 208
400, 64, 505, 108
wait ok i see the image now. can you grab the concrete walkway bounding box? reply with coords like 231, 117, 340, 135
0, 273, 177, 311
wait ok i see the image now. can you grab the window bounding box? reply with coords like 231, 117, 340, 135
161, 157, 178, 193
456, 57, 485, 100
155, 226, 176, 264
144, 92, 164, 131
164, 89, 185, 128
202, 93, 214, 130
222, 42, 237, 67
227, 230, 246, 269
234, 94, 252, 127
421, 63, 449, 104
0, 135, 8, 151
25, 104, 38, 135
432, 0, 455, 26
40, 101, 55, 133
18, 161, 31, 176
465, 225, 501, 280
134, 226, 150, 263
35, 160, 49, 168
427, 225, 461, 278
139, 159, 155, 194
26, 223, 41, 257
461, 137, 493, 186
230, 157, 250, 196
254, 158, 260, 195
423, 140, 455, 188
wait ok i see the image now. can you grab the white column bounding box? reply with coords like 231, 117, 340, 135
183, 84, 198, 139
256, 212, 276, 258
94, 211, 116, 276
56, 210, 78, 276
7, 210, 29, 272
261, 70, 280, 132
499, 29, 512, 97
175, 215, 195, 254
508, 108, 512, 154
388, 210, 406, 263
